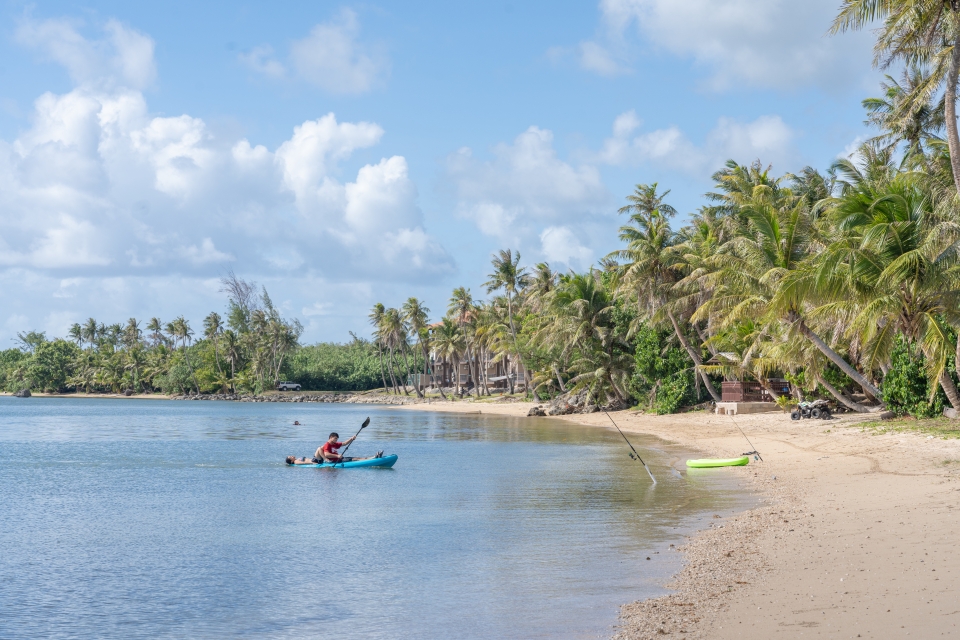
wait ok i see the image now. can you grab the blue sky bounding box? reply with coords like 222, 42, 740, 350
0, 0, 880, 345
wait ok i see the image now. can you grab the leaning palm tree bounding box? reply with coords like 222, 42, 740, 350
813, 150, 960, 408
484, 250, 538, 398
609, 185, 723, 402
832, 0, 960, 191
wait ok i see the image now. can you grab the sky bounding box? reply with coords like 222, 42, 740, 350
0, 0, 881, 346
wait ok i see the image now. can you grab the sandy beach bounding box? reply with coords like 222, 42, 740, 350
398, 400, 960, 639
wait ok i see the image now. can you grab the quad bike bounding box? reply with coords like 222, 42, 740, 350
790, 399, 832, 420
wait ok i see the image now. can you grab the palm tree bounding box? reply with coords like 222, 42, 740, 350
82, 318, 98, 350
171, 316, 200, 394
381, 307, 417, 396
369, 303, 391, 393
68, 323, 83, 349
123, 318, 141, 350
204, 312, 225, 377
448, 287, 480, 398
863, 65, 944, 166
124, 346, 146, 393
609, 184, 723, 402
402, 297, 432, 396
832, 0, 960, 191
814, 149, 960, 408
484, 250, 537, 398
432, 318, 466, 395
222, 330, 240, 392
146, 318, 165, 347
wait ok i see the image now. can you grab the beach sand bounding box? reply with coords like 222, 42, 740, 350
398, 400, 960, 639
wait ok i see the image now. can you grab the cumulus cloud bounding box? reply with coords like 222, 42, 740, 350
595, 109, 796, 173
0, 19, 453, 288
448, 126, 609, 246
446, 126, 610, 267
241, 9, 388, 94
577, 0, 874, 90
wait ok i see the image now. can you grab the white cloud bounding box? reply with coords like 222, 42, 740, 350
0, 19, 453, 287
447, 126, 610, 263
243, 9, 388, 94
578, 41, 628, 76
238, 45, 286, 78
180, 238, 233, 265
540, 226, 594, 269
584, 0, 874, 90
595, 109, 796, 173
16, 18, 156, 89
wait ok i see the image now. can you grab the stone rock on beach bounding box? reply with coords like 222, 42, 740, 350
13, 389, 31, 398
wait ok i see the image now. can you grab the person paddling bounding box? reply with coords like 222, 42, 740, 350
317, 431, 355, 463
284, 431, 383, 465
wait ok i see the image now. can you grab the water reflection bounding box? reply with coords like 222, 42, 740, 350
0, 397, 754, 639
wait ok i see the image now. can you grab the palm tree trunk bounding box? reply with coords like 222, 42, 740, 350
795, 318, 882, 400
816, 374, 875, 413
552, 364, 567, 392
666, 310, 721, 403
945, 22, 960, 193
505, 354, 515, 394
213, 338, 224, 376
377, 342, 389, 393
400, 340, 423, 398
386, 346, 400, 394
693, 322, 718, 357
472, 347, 481, 399
940, 372, 960, 411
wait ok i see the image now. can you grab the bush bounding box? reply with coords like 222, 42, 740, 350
630, 322, 701, 414
881, 337, 945, 418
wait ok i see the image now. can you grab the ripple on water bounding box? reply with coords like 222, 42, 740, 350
0, 397, 754, 639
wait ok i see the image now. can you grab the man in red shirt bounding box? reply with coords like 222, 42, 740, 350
315, 432, 355, 463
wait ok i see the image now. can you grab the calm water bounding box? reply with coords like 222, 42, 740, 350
0, 397, 753, 639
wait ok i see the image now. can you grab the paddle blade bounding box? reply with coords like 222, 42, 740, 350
361, 417, 370, 428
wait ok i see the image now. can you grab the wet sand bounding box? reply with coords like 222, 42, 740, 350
398, 400, 960, 639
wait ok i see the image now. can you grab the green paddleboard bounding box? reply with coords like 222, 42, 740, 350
686, 456, 749, 468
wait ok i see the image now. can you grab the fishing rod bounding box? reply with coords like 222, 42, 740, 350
728, 413, 762, 462
603, 411, 656, 484
334, 417, 370, 466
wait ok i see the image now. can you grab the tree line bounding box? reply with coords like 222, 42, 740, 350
7, 1, 960, 417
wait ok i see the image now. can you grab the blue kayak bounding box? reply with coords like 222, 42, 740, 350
287, 454, 398, 469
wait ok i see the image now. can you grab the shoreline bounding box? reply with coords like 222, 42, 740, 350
394, 400, 960, 639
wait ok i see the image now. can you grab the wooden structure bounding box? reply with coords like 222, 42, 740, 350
721, 378, 790, 402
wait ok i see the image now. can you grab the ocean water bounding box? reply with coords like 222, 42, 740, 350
0, 397, 753, 639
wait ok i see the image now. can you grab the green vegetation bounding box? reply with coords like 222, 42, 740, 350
9, 5, 960, 412
0, 274, 411, 394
